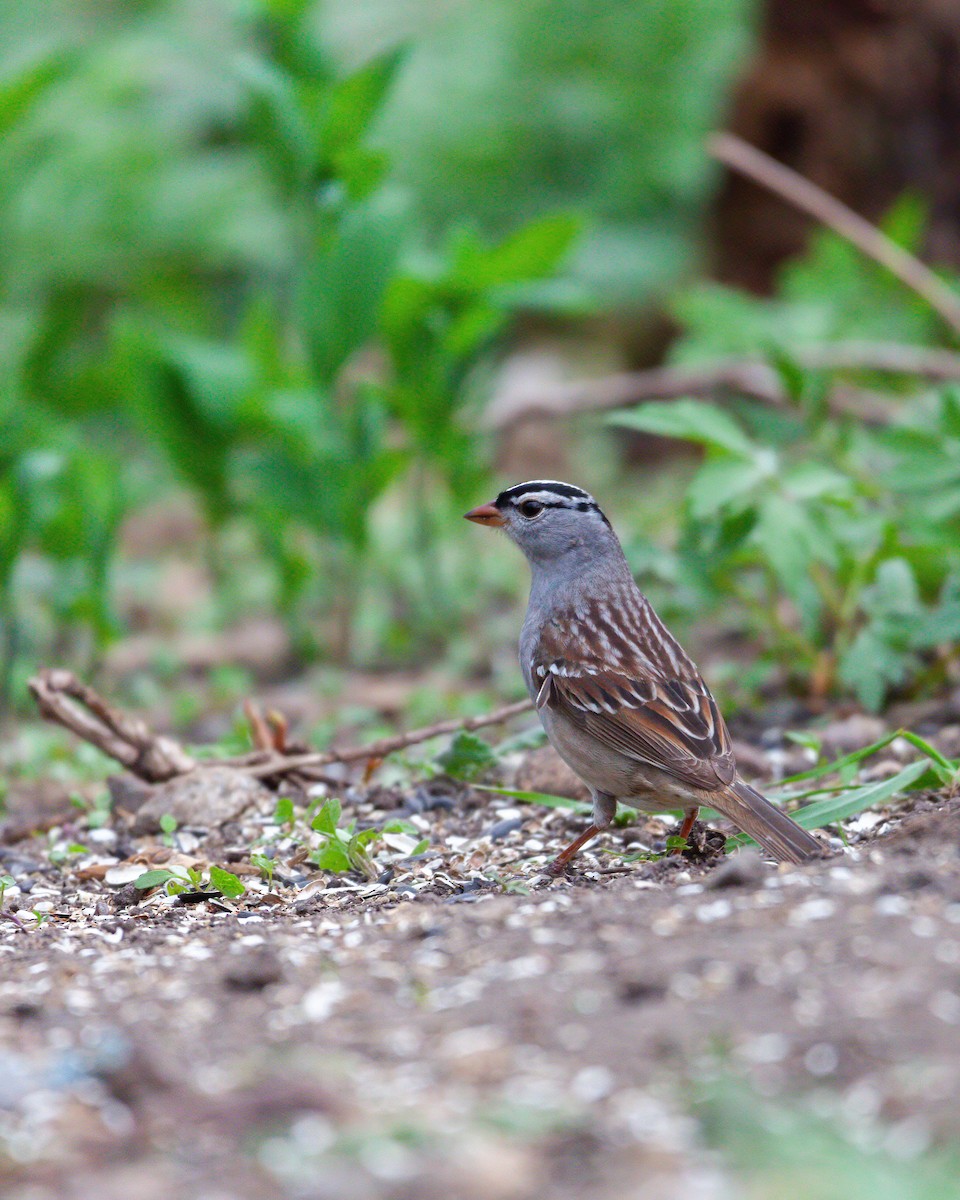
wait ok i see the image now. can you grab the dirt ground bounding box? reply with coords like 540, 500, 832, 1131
2, 716, 960, 1200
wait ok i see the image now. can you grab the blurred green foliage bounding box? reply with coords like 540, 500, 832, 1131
331, 0, 755, 301
0, 0, 756, 710
695, 1076, 960, 1200
612, 202, 960, 710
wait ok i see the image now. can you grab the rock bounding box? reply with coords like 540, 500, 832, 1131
132, 767, 269, 834
221, 946, 283, 991
104, 863, 150, 887
704, 848, 769, 889
513, 745, 590, 801
819, 713, 886, 759
107, 774, 156, 815
487, 817, 524, 841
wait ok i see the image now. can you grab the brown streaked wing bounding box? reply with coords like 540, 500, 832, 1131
534, 609, 736, 792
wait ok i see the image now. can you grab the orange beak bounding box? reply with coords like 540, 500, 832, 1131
464, 502, 506, 527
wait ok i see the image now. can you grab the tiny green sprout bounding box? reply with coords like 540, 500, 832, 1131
159, 812, 178, 846
85, 792, 112, 829
208, 866, 245, 899
273, 796, 295, 829
665, 835, 688, 852
250, 853, 275, 886
0, 875, 16, 905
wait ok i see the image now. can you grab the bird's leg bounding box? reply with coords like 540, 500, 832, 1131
672, 806, 701, 855
549, 791, 616, 874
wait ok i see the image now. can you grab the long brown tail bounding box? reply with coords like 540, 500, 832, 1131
716, 779, 824, 864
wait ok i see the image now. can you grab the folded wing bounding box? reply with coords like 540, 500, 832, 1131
534, 597, 736, 793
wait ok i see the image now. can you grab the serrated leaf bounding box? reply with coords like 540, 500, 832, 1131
208, 866, 245, 899
687, 457, 767, 519
609, 399, 756, 456
312, 797, 342, 835
452, 214, 581, 289
436, 731, 498, 781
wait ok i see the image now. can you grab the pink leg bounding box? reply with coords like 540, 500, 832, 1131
549, 791, 617, 874
672, 807, 700, 855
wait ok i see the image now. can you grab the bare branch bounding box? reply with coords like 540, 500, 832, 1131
485, 341, 960, 428
28, 669, 196, 782
709, 132, 960, 340
238, 698, 535, 779
28, 669, 534, 786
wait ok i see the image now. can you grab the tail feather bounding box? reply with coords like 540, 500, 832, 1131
717, 780, 823, 864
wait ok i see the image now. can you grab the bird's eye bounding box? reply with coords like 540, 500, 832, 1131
518, 500, 544, 519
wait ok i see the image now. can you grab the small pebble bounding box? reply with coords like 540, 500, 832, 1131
487, 818, 523, 842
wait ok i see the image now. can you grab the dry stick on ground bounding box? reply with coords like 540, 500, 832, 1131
234, 699, 535, 779
29, 668, 196, 782
709, 131, 960, 341
28, 668, 534, 785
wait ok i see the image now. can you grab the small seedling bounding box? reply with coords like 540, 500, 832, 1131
250, 852, 276, 887
273, 796, 295, 829
133, 864, 245, 900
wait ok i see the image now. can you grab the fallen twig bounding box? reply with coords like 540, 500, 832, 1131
484, 341, 960, 428
234, 699, 535, 779
29, 669, 196, 782
28, 668, 534, 785
709, 131, 960, 340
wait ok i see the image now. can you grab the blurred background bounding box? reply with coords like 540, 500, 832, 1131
4, 0, 960, 741
6, 8, 960, 1198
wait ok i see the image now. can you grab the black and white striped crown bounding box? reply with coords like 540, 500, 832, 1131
495, 480, 592, 506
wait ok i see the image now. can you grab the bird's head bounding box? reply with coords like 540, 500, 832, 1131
465, 480, 619, 569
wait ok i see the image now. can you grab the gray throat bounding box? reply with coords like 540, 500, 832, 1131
519, 540, 634, 695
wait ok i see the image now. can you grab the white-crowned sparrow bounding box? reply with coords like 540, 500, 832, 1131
466, 479, 822, 871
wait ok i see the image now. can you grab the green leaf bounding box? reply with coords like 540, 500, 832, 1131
686, 456, 768, 519
159, 813, 177, 835
134, 869, 175, 890
273, 796, 295, 827
452, 214, 581, 289
383, 819, 420, 835
321, 49, 405, 161
312, 797, 342, 836
208, 866, 246, 899
781, 461, 852, 501
312, 841, 352, 873
608, 399, 756, 456
436, 731, 498, 781
750, 495, 824, 633
300, 196, 406, 385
